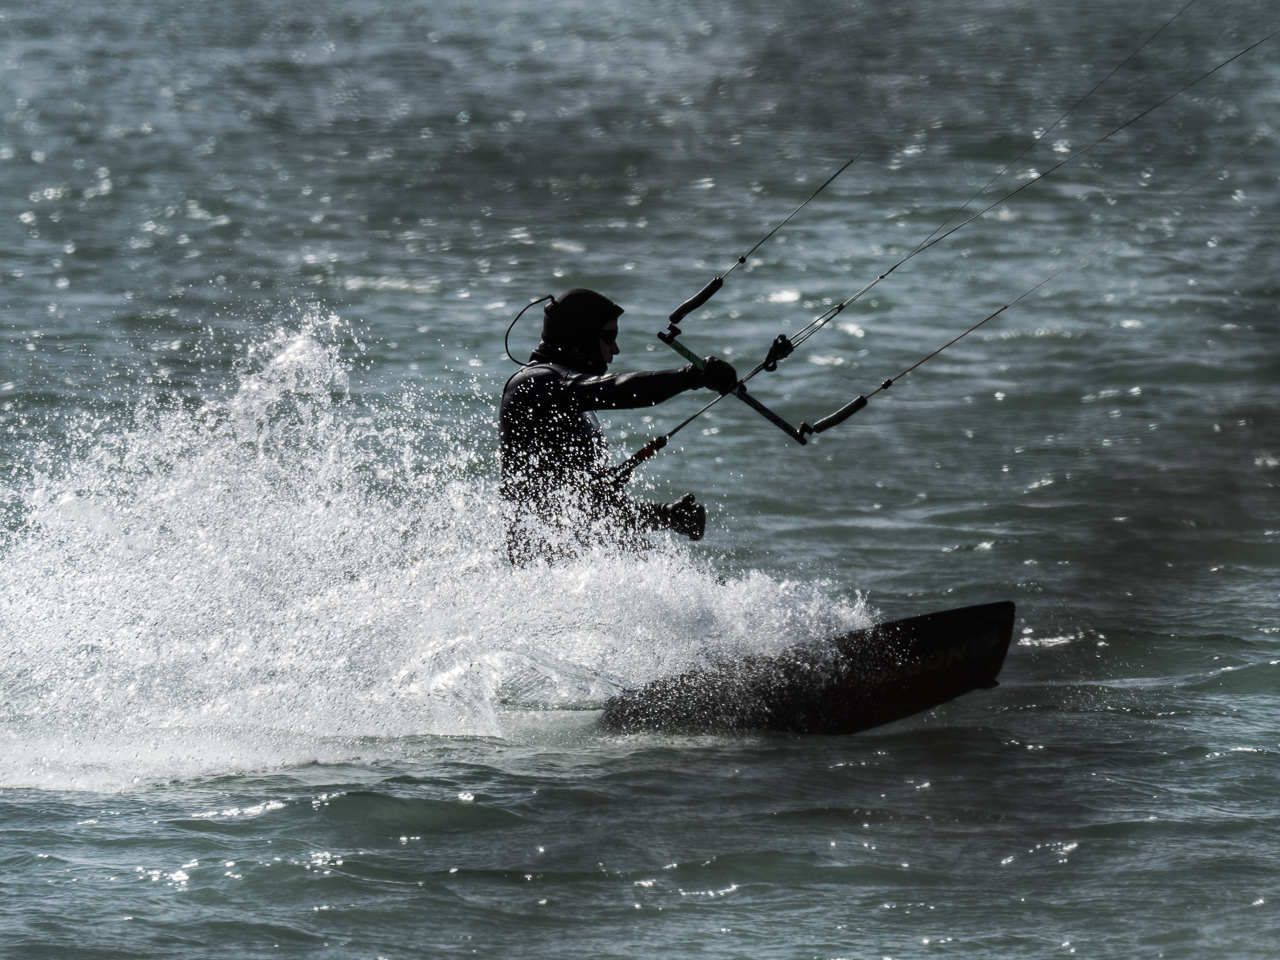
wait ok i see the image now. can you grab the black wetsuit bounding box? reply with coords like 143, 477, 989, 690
499, 348, 700, 563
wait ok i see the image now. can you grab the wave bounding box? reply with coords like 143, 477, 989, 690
0, 314, 869, 790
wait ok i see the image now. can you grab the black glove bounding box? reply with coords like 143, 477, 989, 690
655, 493, 706, 541
700, 356, 738, 394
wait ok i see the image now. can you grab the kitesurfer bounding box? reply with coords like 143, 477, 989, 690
499, 288, 737, 565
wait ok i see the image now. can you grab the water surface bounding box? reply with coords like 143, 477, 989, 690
2, 1, 1278, 957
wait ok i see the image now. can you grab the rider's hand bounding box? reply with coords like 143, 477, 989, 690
657, 493, 706, 541
701, 356, 738, 394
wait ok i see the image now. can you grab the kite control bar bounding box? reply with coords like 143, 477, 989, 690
662, 286, 881, 449
660, 320, 811, 444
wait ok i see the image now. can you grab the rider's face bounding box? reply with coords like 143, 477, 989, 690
598, 318, 620, 366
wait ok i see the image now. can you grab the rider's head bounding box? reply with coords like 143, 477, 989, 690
539, 288, 624, 374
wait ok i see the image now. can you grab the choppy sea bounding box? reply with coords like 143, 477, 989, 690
1, 1, 1277, 957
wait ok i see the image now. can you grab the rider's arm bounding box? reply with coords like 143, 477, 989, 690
565, 366, 703, 411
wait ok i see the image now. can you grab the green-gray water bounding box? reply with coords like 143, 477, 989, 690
2, 1, 1277, 957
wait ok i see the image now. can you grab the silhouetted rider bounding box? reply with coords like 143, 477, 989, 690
500, 288, 736, 565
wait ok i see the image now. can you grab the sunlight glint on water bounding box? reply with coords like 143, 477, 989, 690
0, 0, 1277, 956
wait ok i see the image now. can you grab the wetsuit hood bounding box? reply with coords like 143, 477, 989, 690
535, 288, 623, 374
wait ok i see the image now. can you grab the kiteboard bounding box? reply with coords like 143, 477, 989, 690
599, 600, 1014, 735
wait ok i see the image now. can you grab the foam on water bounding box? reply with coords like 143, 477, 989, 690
0, 316, 869, 790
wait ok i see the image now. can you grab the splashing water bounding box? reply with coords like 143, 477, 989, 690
0, 316, 869, 790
